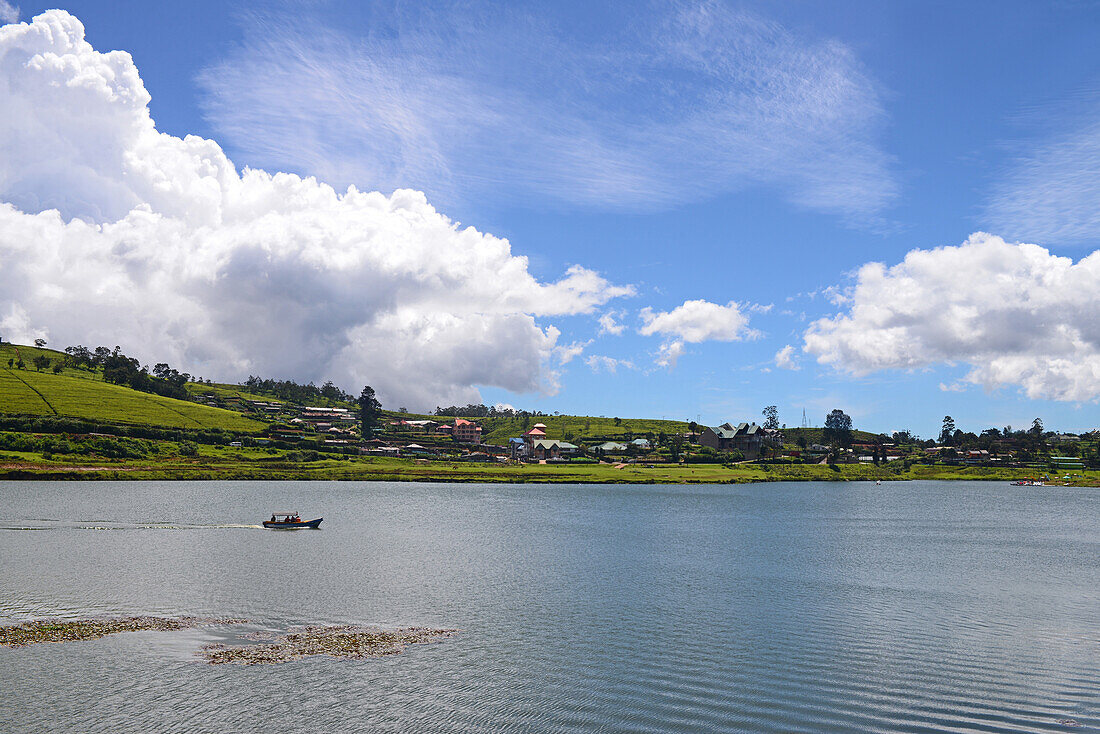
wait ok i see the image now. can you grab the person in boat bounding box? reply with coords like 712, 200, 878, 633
271, 514, 276, 522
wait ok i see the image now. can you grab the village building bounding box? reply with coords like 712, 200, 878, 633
529, 439, 579, 461
453, 418, 483, 443
699, 422, 765, 459
521, 423, 548, 452
508, 437, 527, 460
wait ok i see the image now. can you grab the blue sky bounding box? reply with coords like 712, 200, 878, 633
3, 1, 1100, 436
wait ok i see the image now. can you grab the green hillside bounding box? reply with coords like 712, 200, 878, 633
185, 382, 290, 404
0, 345, 264, 432
430, 414, 690, 445
780, 427, 884, 445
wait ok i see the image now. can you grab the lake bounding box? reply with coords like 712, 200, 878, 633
0, 480, 1097, 733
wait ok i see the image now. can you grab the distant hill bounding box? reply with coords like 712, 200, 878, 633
780, 427, 884, 446
0, 343, 264, 432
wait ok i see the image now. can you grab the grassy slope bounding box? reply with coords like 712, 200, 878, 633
185, 382, 289, 404
410, 414, 691, 445
0, 346, 264, 432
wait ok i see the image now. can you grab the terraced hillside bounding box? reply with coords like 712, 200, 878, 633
0, 345, 264, 432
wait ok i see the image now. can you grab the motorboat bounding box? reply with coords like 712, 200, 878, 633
263, 513, 322, 529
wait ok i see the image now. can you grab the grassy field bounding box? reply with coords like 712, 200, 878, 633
0, 363, 265, 432
3, 441, 1097, 486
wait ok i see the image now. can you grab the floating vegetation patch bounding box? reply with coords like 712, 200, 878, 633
199, 625, 457, 665
0, 616, 247, 647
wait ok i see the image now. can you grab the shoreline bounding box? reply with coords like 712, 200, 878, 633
2, 458, 1095, 486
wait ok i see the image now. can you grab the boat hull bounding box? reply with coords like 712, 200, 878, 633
262, 518, 322, 529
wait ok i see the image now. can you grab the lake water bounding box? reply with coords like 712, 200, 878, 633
0, 480, 1096, 733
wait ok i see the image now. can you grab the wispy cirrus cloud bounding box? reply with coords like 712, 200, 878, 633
0, 2, 19, 24
586, 355, 637, 374
984, 119, 1100, 246
197, 0, 896, 220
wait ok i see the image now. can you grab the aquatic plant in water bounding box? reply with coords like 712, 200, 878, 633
199, 625, 457, 665
0, 616, 247, 646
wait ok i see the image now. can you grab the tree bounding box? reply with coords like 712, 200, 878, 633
939, 416, 956, 446
824, 409, 853, 448
762, 405, 779, 430
52, 362, 63, 374
669, 434, 684, 462
614, 417, 622, 426
688, 420, 698, 435
6, 358, 12, 369
892, 430, 915, 444
358, 386, 383, 439
32, 355, 50, 372
34, 338, 46, 348
1030, 417, 1044, 436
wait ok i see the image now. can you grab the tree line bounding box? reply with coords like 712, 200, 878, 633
64, 345, 193, 400
432, 403, 545, 418
243, 376, 354, 404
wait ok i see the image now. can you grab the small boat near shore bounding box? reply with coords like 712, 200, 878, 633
263, 513, 322, 529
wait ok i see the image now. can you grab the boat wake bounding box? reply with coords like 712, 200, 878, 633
0, 521, 266, 531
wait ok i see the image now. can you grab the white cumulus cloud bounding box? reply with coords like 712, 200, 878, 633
0, 11, 629, 409
803, 232, 1100, 401
639, 298, 758, 368
597, 311, 626, 336
774, 345, 800, 370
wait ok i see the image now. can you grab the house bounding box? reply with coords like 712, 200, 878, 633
508, 437, 527, 460
404, 419, 440, 432
522, 424, 548, 452
964, 450, 991, 465
630, 438, 652, 450
699, 422, 765, 459
593, 441, 627, 454
453, 419, 483, 443
529, 439, 579, 461
362, 446, 400, 457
